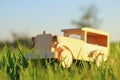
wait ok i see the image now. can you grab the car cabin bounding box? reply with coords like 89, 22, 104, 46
61, 27, 109, 48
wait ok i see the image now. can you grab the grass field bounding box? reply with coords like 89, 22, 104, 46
0, 42, 120, 80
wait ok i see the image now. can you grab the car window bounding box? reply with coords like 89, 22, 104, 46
69, 34, 81, 39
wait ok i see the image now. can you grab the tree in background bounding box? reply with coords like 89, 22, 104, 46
72, 4, 101, 28
0, 32, 30, 49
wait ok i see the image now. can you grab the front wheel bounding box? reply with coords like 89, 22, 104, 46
60, 49, 73, 68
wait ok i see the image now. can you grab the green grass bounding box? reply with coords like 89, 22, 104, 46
0, 42, 120, 80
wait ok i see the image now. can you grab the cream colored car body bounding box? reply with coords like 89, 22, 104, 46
26, 27, 109, 67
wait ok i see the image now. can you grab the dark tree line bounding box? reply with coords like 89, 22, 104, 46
0, 34, 31, 49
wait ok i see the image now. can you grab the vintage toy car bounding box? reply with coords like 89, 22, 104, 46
26, 27, 109, 68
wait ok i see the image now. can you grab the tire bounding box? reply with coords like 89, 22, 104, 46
96, 55, 103, 67
60, 49, 73, 68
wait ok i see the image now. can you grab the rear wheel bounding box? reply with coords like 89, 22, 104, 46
60, 49, 73, 68
96, 55, 103, 67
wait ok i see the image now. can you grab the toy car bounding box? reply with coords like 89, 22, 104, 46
26, 27, 109, 68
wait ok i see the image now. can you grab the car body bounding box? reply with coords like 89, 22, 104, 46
26, 27, 109, 68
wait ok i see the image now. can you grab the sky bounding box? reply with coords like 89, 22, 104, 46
0, 0, 120, 41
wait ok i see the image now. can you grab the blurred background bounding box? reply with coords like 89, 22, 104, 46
0, 0, 120, 46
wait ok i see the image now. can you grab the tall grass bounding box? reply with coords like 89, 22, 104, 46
0, 42, 120, 80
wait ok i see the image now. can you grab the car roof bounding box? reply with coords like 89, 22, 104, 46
61, 27, 109, 36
